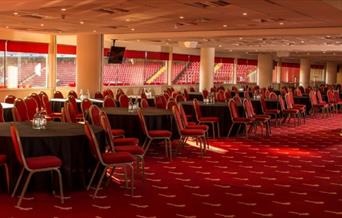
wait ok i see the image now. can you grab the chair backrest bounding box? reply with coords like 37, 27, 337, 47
183, 89, 189, 100
309, 91, 318, 106
242, 98, 254, 118
224, 90, 231, 100
99, 111, 115, 150
63, 101, 76, 123
103, 96, 116, 108
260, 97, 268, 114
175, 94, 186, 103
88, 105, 101, 126
228, 99, 240, 120
278, 95, 286, 111
119, 94, 129, 108
189, 86, 195, 92
30, 93, 42, 111
243, 91, 250, 98
284, 93, 294, 109
68, 90, 78, 98
81, 98, 92, 118
10, 123, 29, 169
140, 98, 149, 108
269, 92, 277, 100
5, 95, 16, 104
192, 98, 202, 121
334, 90, 341, 102
68, 95, 79, 113
316, 90, 324, 104
167, 100, 178, 110
233, 95, 242, 104
327, 90, 335, 103
24, 96, 38, 120
137, 109, 149, 136
202, 89, 209, 98
141, 91, 147, 99
179, 104, 190, 127
163, 92, 170, 101
172, 105, 185, 134
84, 122, 104, 164
103, 88, 114, 98
13, 98, 29, 121
94, 91, 104, 99
265, 89, 270, 99
41, 94, 52, 114
295, 88, 302, 97
0, 103, 3, 122
53, 91, 64, 99
216, 90, 225, 102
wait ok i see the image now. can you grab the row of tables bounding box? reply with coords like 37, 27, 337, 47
0, 94, 311, 192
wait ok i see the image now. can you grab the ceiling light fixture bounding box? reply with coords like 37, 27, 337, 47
13, 12, 18, 16
80, 21, 85, 24
279, 22, 284, 25
5, 26, 9, 29
61, 8, 66, 11
93, 30, 97, 33
218, 44, 222, 47
223, 24, 227, 28
40, 23, 44, 27
179, 16, 184, 19
242, 12, 247, 16
130, 28, 135, 31
239, 37, 243, 40
125, 18, 131, 22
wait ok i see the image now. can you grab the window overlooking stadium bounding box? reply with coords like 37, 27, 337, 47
5, 41, 48, 88
281, 62, 300, 83
56, 44, 76, 87
310, 65, 325, 84
171, 54, 200, 85
103, 50, 168, 86
214, 57, 234, 84
236, 59, 257, 83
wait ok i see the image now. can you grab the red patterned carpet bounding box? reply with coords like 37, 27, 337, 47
1, 115, 342, 218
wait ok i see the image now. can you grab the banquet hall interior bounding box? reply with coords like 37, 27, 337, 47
0, 0, 341, 217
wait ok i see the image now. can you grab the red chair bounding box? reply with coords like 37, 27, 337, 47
119, 94, 129, 108
179, 105, 208, 131
94, 91, 104, 99
100, 112, 144, 177
30, 93, 42, 111
225, 90, 231, 100
193, 99, 220, 138
216, 90, 225, 102
53, 91, 64, 99
189, 87, 195, 92
10, 123, 64, 208
166, 99, 178, 110
5, 95, 16, 104
103, 96, 116, 108
172, 106, 207, 156
68, 90, 78, 98
317, 90, 333, 114
41, 95, 62, 120
62, 101, 77, 123
309, 91, 329, 117
140, 98, 149, 108
24, 96, 38, 120
333, 90, 342, 112
202, 89, 209, 99
81, 98, 92, 120
279, 95, 301, 126
175, 94, 186, 103
88, 105, 125, 138
285, 93, 306, 123
103, 88, 114, 98
68, 95, 83, 120
84, 122, 135, 198
233, 95, 242, 104
227, 99, 254, 138
269, 92, 277, 100
0, 103, 4, 122
260, 96, 280, 126
137, 109, 172, 160
0, 154, 9, 192
12, 98, 29, 121
243, 98, 271, 136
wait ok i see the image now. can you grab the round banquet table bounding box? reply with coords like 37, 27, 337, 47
50, 98, 104, 112
101, 107, 175, 141
0, 121, 105, 192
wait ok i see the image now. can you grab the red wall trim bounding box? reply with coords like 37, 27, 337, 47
7, 41, 48, 53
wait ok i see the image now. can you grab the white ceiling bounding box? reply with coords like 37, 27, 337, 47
1, 0, 342, 62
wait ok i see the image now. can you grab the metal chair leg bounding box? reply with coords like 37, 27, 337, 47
12, 168, 25, 198
17, 171, 33, 208
87, 162, 100, 191
55, 169, 64, 204
93, 167, 108, 199
3, 164, 10, 193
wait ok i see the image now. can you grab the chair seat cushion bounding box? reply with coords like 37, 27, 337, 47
187, 121, 197, 126
181, 128, 206, 136
199, 117, 219, 122
111, 129, 125, 136
26, 156, 62, 170
148, 130, 172, 138
0, 154, 6, 163
186, 124, 208, 131
284, 108, 299, 113
115, 145, 144, 155
102, 152, 135, 164
113, 137, 139, 145
265, 109, 280, 114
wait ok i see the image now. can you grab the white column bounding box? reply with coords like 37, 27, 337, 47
76, 34, 103, 97
199, 47, 215, 91
326, 62, 337, 84
167, 47, 173, 86
48, 35, 57, 96
232, 58, 237, 84
276, 60, 281, 84
299, 58, 310, 88
257, 54, 273, 88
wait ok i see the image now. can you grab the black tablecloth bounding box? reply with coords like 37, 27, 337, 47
101, 107, 175, 141
1, 103, 14, 121
294, 96, 311, 113
50, 98, 104, 112
0, 121, 104, 192
188, 92, 203, 101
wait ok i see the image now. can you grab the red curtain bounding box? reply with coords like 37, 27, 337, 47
7, 41, 48, 53
57, 44, 76, 54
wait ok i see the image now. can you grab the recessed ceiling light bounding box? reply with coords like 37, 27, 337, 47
136, 39, 140, 42
40, 23, 44, 27
218, 44, 222, 48
242, 12, 248, 16
300, 40, 305, 44
5, 26, 9, 29
239, 37, 243, 40
229, 49, 233, 52
130, 28, 135, 31
80, 21, 84, 24
179, 16, 184, 19
174, 24, 178, 29
223, 24, 227, 28
279, 22, 284, 25
322, 51, 326, 54
13, 12, 18, 16
246, 51, 249, 54
93, 30, 97, 33
125, 18, 131, 22
61, 8, 67, 12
